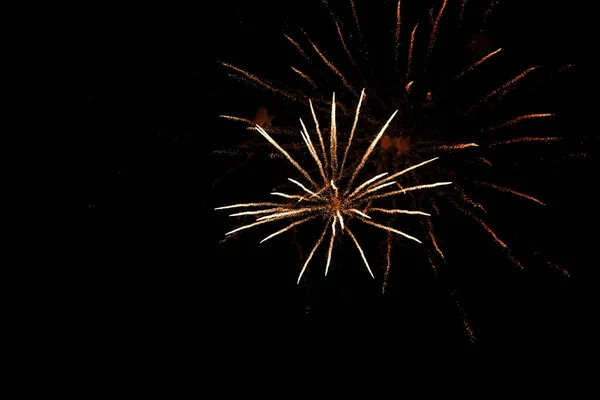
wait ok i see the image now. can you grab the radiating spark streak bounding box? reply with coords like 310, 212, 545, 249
489, 137, 559, 147
477, 157, 492, 166
218, 115, 254, 124
298, 123, 317, 157
325, 220, 336, 276
336, 211, 345, 230
340, 89, 366, 178
369, 208, 430, 216
361, 181, 397, 196
542, 258, 570, 277
335, 21, 360, 72
558, 64, 575, 73
229, 207, 283, 217
348, 172, 389, 198
270, 192, 307, 201
455, 185, 486, 212
325, 230, 335, 276
365, 181, 453, 202
361, 219, 422, 244
309, 99, 329, 172
453, 290, 476, 342
478, 182, 546, 205
297, 222, 330, 284
299, 118, 327, 182
508, 254, 524, 269
459, 0, 468, 22
371, 157, 439, 187
426, 220, 445, 260
382, 233, 392, 294
501, 66, 539, 94
257, 208, 315, 221
350, 209, 371, 219
309, 39, 357, 96
260, 216, 315, 243
406, 80, 414, 92
427, 255, 438, 275
430, 200, 440, 215
346, 110, 399, 191
291, 67, 317, 89
467, 66, 537, 114
349, 0, 364, 46
304, 186, 329, 201
457, 48, 502, 79
215, 202, 281, 210
453, 202, 507, 248
483, 0, 499, 28
285, 34, 311, 62
330, 93, 339, 176
331, 215, 336, 236
225, 217, 284, 236
222, 63, 297, 101
394, 0, 402, 63
428, 0, 448, 56
429, 143, 479, 151
346, 227, 374, 278
406, 24, 418, 79
255, 125, 318, 187
487, 113, 553, 131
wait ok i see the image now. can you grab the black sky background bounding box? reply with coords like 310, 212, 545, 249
80, 0, 591, 357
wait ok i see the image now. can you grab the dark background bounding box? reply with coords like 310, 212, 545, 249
80, 0, 590, 357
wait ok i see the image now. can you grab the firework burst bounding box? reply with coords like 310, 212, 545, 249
216, 91, 451, 283
215, 0, 576, 341
216, 0, 573, 281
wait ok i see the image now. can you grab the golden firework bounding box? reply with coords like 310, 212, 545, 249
216, 90, 451, 283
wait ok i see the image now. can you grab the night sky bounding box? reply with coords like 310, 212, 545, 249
81, 0, 590, 357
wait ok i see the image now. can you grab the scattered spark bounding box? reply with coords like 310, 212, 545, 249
308, 37, 357, 96
467, 66, 538, 114
291, 67, 318, 89
335, 21, 361, 72
349, 0, 364, 46
476, 182, 546, 206
487, 113, 553, 131
221, 62, 298, 101
382, 233, 393, 294
406, 24, 418, 79
476, 157, 493, 167
489, 137, 560, 147
453, 290, 476, 342
428, 0, 448, 57
483, 0, 500, 29
459, 0, 468, 23
426, 219, 445, 260
285, 34, 311, 62
534, 252, 570, 277
394, 0, 402, 63
457, 48, 502, 79
428, 143, 479, 152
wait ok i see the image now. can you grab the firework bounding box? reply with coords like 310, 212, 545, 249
216, 0, 575, 340
216, 91, 451, 283
217, 0, 572, 279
